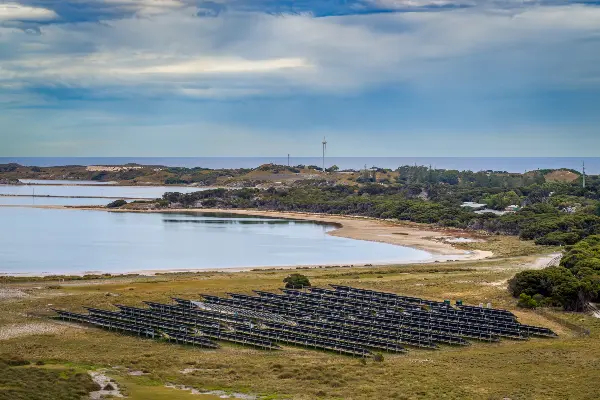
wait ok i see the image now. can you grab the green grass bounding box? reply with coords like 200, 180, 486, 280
115, 374, 245, 400
1, 257, 599, 399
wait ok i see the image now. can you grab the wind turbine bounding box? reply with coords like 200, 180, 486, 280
322, 137, 327, 173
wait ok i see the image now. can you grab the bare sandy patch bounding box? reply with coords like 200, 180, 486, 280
0, 323, 65, 340
89, 370, 123, 399
483, 278, 509, 288
0, 288, 29, 300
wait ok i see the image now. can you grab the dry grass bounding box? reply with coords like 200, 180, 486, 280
1, 258, 599, 399
456, 236, 555, 258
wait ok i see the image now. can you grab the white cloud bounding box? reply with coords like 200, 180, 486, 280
0, 2, 57, 21
368, 0, 475, 8
0, 5, 599, 98
102, 0, 186, 15
1, 53, 309, 77
113, 57, 310, 74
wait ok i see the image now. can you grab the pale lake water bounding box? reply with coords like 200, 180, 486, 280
0, 207, 431, 275
0, 184, 203, 199
19, 179, 118, 185
0, 196, 113, 206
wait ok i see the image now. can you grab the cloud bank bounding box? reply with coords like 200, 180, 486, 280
1, 1, 600, 156
2, 4, 600, 99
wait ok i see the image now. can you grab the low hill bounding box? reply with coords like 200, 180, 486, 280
544, 169, 580, 183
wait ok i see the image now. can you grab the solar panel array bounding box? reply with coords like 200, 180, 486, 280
53, 284, 557, 357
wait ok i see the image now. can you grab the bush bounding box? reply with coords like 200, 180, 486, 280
0, 362, 102, 399
509, 266, 597, 311
106, 199, 127, 208
165, 177, 189, 185
534, 231, 581, 246
517, 293, 538, 309
373, 353, 384, 362
283, 273, 311, 289
5, 356, 30, 366
91, 172, 107, 181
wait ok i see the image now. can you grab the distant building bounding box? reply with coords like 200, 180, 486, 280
461, 202, 487, 209
505, 205, 521, 212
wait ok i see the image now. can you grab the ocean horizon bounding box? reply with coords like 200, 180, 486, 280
0, 157, 596, 174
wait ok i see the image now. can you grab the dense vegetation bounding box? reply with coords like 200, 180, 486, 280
106, 199, 127, 208
160, 167, 600, 246
509, 236, 600, 311
0, 163, 254, 186
158, 165, 600, 313
0, 358, 100, 400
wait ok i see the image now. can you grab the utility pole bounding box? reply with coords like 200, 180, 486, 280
322, 137, 327, 173
583, 161, 586, 189
287, 154, 290, 167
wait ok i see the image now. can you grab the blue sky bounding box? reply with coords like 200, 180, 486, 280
1, 0, 600, 156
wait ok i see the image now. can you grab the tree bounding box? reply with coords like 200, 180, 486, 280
283, 273, 311, 289
484, 191, 521, 210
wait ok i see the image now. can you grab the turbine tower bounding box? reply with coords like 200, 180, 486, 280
322, 136, 327, 173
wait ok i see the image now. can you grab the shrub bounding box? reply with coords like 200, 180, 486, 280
165, 177, 189, 185
5, 356, 30, 366
534, 231, 581, 246
373, 353, 384, 362
91, 172, 107, 181
283, 273, 311, 289
106, 199, 127, 208
509, 266, 597, 311
517, 293, 538, 309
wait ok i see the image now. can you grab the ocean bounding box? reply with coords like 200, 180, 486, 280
0, 157, 596, 174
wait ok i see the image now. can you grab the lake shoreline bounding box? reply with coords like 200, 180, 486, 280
0, 205, 492, 277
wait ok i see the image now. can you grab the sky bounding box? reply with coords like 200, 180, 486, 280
1, 0, 600, 157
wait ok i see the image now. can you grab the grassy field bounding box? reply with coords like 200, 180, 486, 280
1, 257, 599, 400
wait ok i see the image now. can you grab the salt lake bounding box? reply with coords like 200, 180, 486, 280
0, 207, 432, 275
0, 184, 204, 199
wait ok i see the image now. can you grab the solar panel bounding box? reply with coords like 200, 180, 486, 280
115, 305, 221, 329
54, 284, 556, 356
